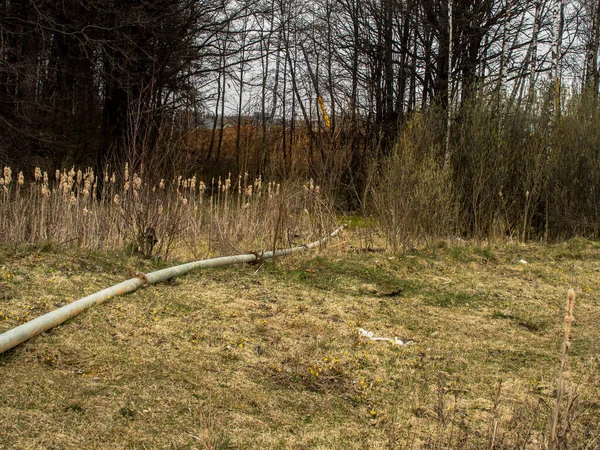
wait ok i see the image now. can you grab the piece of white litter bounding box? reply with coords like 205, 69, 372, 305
519, 259, 528, 264
358, 328, 413, 346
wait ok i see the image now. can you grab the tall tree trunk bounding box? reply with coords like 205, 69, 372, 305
525, 0, 542, 110
409, 25, 418, 111
444, 0, 453, 168
268, 37, 282, 171
545, 0, 564, 245
345, 0, 362, 210
325, 0, 336, 132
206, 58, 222, 165
498, 1, 510, 122
586, 0, 600, 96
550, 0, 563, 123
216, 59, 226, 166
382, 0, 395, 145
235, 23, 247, 172
259, 29, 270, 173
395, 7, 411, 118
281, 42, 288, 176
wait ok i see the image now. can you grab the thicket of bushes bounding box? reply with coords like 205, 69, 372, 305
372, 90, 600, 247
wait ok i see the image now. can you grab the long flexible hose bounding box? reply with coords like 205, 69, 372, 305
0, 227, 343, 354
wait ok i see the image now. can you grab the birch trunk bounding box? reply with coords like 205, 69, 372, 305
551, 0, 563, 122
523, 0, 541, 110
498, 1, 510, 124
587, 0, 600, 96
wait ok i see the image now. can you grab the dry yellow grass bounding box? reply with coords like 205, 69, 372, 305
0, 231, 599, 449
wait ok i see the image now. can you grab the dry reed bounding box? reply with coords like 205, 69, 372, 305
548, 288, 576, 450
0, 165, 335, 258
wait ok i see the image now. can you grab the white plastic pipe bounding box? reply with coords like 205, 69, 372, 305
0, 227, 343, 354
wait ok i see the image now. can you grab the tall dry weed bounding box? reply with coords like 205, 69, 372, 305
0, 165, 335, 259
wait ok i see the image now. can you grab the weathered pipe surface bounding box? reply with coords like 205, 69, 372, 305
0, 227, 342, 354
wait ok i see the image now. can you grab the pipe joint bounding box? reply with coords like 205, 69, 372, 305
247, 251, 264, 265
135, 272, 149, 286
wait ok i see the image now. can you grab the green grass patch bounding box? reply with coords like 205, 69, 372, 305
277, 256, 421, 296
423, 289, 482, 308
491, 310, 548, 332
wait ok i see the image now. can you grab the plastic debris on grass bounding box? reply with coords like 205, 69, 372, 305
358, 328, 413, 346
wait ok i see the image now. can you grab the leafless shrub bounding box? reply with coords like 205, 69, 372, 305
372, 112, 457, 251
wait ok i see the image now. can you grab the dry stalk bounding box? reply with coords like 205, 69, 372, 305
548, 287, 576, 450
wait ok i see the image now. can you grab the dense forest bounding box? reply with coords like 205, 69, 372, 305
2, 0, 600, 242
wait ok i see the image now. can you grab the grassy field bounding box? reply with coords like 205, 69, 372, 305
0, 232, 599, 449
